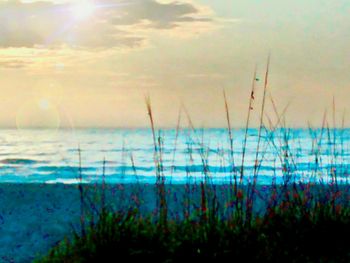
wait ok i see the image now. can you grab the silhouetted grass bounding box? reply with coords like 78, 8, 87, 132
37, 187, 350, 263
36, 60, 350, 262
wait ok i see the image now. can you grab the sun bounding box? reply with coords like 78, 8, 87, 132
70, 0, 96, 20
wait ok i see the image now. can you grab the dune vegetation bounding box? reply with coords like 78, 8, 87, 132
37, 62, 350, 263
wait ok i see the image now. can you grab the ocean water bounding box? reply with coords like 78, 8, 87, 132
0, 128, 349, 185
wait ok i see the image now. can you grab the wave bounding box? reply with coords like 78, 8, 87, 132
0, 128, 349, 184
36, 165, 97, 173
28, 163, 350, 175
0, 158, 44, 165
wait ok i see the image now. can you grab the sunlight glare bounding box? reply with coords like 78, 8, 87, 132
70, 0, 96, 20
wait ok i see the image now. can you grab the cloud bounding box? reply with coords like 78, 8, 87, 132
0, 59, 32, 69
0, 0, 214, 49
108, 0, 210, 29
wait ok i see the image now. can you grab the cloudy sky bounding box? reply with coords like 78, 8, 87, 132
0, 0, 349, 128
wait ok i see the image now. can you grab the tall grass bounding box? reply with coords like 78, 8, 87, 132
37, 63, 350, 263
146, 95, 168, 225
77, 146, 85, 237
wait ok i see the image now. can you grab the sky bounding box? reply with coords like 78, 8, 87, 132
0, 0, 349, 128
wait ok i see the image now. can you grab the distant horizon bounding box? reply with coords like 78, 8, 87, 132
0, 124, 348, 130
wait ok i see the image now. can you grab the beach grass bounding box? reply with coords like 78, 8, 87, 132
36, 61, 350, 262
36, 184, 350, 263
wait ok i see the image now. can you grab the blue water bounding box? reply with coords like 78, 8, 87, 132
0, 128, 349, 184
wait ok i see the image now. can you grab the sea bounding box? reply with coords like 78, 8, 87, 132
0, 128, 349, 185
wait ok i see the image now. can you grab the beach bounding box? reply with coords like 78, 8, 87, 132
0, 182, 347, 262
0, 183, 263, 262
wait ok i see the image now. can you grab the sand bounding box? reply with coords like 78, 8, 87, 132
0, 183, 347, 262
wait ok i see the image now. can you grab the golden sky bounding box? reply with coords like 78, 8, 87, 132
0, 0, 349, 128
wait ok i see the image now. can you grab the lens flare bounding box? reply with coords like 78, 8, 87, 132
16, 99, 60, 130
39, 98, 50, 110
